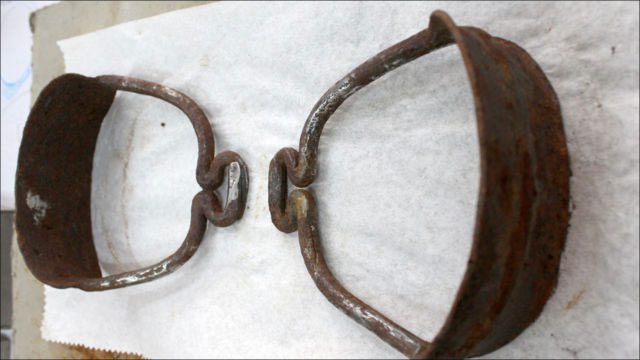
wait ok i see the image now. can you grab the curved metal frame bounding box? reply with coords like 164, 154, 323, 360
268, 10, 570, 359
16, 74, 248, 291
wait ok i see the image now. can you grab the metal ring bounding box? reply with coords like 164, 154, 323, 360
268, 10, 570, 358
16, 74, 249, 291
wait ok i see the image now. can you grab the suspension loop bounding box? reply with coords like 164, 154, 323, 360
268, 148, 301, 233
200, 150, 249, 227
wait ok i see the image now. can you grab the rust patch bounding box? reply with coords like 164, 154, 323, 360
565, 290, 585, 311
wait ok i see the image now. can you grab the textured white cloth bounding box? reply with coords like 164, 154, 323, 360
42, 2, 639, 358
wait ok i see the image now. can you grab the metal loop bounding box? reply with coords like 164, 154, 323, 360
268, 147, 301, 233
200, 151, 249, 227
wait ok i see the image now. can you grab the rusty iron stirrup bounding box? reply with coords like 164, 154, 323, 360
16, 74, 248, 291
268, 10, 570, 359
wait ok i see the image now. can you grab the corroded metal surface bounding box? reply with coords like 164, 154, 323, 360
268, 10, 570, 359
16, 74, 248, 291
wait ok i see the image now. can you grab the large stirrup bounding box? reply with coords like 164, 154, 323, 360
268, 10, 570, 359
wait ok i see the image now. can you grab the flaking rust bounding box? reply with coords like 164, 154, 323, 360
16, 74, 248, 291
268, 10, 570, 359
